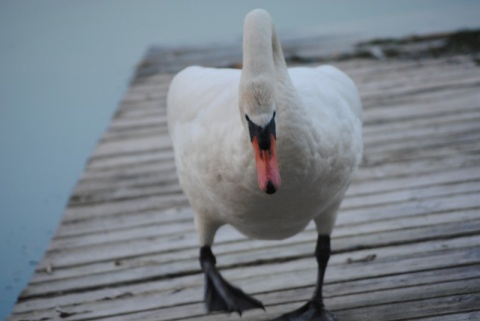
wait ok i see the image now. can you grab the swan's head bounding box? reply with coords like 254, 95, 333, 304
240, 80, 281, 194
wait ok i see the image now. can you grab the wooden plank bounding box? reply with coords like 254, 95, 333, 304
50, 180, 480, 254
53, 176, 480, 247
76, 161, 177, 190
251, 293, 480, 321
360, 74, 480, 103
76, 151, 479, 197
351, 61, 480, 92
341, 56, 473, 80
71, 168, 479, 210
54, 206, 193, 239
24, 228, 480, 298
365, 82, 480, 110
11, 239, 480, 320
354, 153, 480, 181
349, 56, 477, 83
32, 212, 480, 290
99, 291, 479, 321
90, 134, 172, 160
98, 112, 480, 161
56, 191, 480, 266
56, 163, 480, 237
64, 193, 188, 221
31, 210, 480, 283
76, 147, 480, 206
101, 84, 478, 142
344, 180, 480, 209
364, 108, 480, 135
71, 167, 480, 208
79, 133, 480, 188
78, 159, 173, 181
12, 277, 480, 321
50, 186, 480, 272
101, 107, 480, 144
115, 100, 166, 116
349, 165, 480, 196
364, 140, 480, 166
86, 148, 174, 171
70, 176, 181, 206
405, 311, 480, 321
64, 163, 480, 223
101, 127, 167, 143
15, 264, 479, 315
108, 114, 167, 132
93, 109, 480, 163
365, 118, 480, 148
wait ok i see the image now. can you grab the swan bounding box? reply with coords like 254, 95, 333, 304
167, 9, 362, 321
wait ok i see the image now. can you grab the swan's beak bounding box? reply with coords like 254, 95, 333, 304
246, 113, 281, 194
252, 135, 281, 194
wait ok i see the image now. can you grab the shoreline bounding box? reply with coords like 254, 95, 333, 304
135, 28, 480, 79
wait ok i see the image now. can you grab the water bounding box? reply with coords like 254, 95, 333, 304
1, 0, 479, 317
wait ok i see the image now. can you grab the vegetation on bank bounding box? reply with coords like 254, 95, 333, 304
353, 29, 480, 61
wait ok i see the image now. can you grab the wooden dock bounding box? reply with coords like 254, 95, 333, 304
8, 46, 480, 321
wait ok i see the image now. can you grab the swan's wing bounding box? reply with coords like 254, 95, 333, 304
289, 65, 362, 122
315, 65, 362, 120
167, 66, 241, 142
289, 65, 363, 173
167, 66, 244, 208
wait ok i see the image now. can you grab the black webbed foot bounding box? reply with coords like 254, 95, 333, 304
271, 301, 337, 321
272, 235, 337, 321
200, 246, 264, 315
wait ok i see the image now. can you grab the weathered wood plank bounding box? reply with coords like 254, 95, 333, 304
32, 212, 480, 291
50, 180, 480, 254
405, 311, 480, 321
64, 193, 188, 221
108, 114, 167, 132
70, 177, 181, 206
86, 148, 174, 171
78, 158, 173, 181
76, 142, 477, 205
64, 163, 480, 223
32, 205, 480, 282
54, 206, 193, 239
76, 150, 479, 196
13, 276, 480, 321
75, 162, 177, 192
55, 192, 480, 269
12, 238, 480, 320
24, 229, 480, 299
15, 264, 479, 316
100, 106, 480, 144
79, 127, 480, 190
52, 176, 480, 250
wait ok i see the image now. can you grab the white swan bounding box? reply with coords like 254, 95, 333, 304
167, 9, 362, 321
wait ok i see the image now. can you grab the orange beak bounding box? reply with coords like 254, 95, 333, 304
252, 135, 281, 194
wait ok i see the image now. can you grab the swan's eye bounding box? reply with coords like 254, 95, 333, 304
245, 114, 251, 122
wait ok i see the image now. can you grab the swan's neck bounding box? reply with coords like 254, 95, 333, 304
241, 13, 288, 80
240, 10, 293, 115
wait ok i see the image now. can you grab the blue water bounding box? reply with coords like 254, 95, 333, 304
1, 0, 479, 317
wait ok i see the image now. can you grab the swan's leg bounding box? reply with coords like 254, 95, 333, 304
200, 245, 265, 315
271, 235, 337, 321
